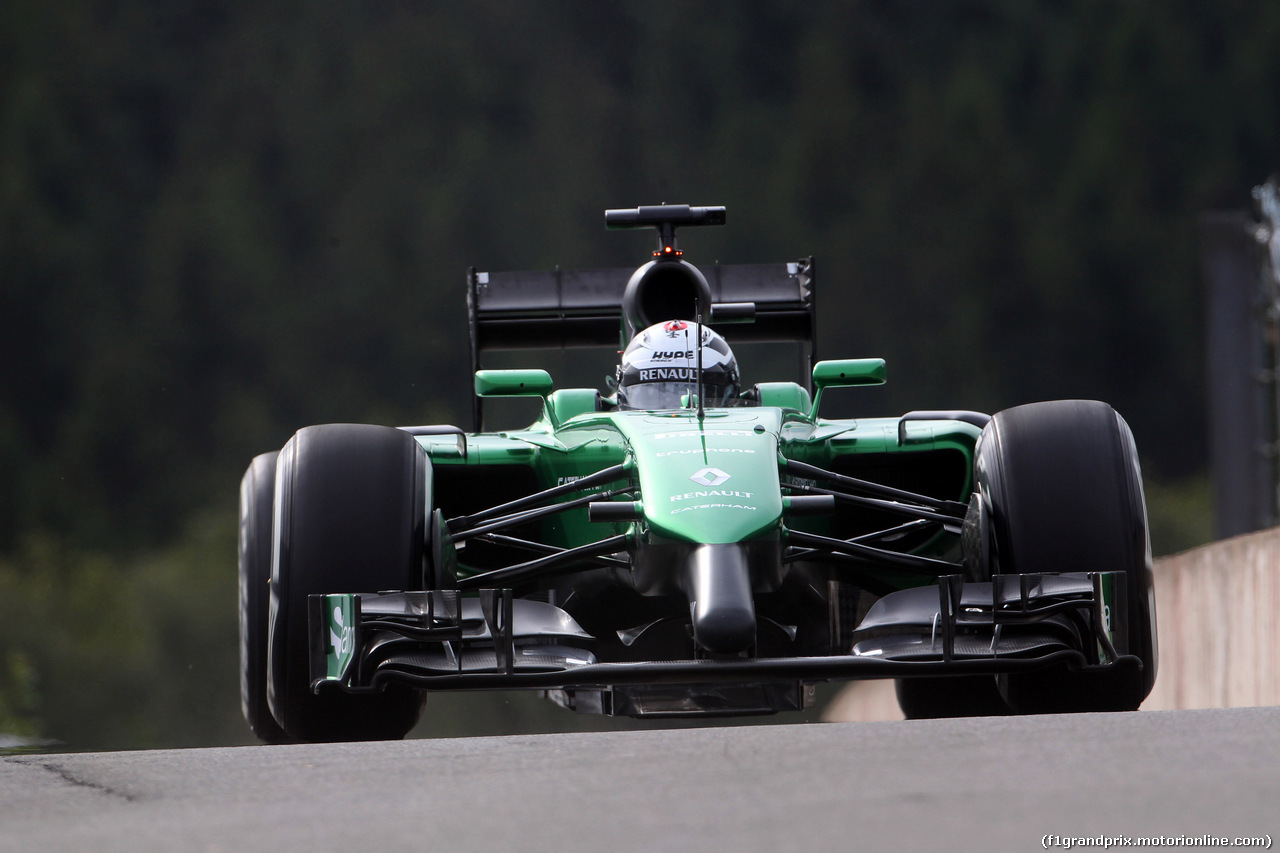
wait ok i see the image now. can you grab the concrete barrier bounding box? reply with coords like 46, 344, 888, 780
1142, 526, 1280, 709
823, 527, 1280, 721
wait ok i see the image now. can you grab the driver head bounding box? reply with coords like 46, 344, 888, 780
616, 320, 740, 410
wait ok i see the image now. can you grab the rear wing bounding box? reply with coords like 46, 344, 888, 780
467, 258, 817, 427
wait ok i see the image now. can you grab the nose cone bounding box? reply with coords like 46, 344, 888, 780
612, 408, 785, 545
684, 544, 756, 654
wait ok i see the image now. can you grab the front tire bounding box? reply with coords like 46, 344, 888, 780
267, 424, 430, 742
239, 451, 289, 743
976, 400, 1157, 713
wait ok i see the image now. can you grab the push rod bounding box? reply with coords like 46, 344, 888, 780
447, 463, 630, 532
782, 459, 967, 516
471, 532, 630, 568
783, 519, 935, 563
452, 487, 631, 543
787, 529, 962, 574
456, 534, 631, 590
785, 482, 963, 527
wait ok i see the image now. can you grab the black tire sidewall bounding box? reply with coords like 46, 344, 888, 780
268, 424, 430, 742
239, 451, 289, 743
977, 400, 1157, 712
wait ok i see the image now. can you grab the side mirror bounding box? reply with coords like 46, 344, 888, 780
808, 358, 886, 419
474, 369, 554, 398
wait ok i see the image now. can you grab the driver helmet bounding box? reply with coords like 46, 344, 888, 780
616, 320, 740, 410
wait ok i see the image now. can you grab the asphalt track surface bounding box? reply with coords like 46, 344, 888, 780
1, 706, 1276, 853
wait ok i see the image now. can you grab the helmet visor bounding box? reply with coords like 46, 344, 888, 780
619, 381, 739, 410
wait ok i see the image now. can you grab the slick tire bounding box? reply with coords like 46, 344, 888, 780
268, 424, 429, 742
894, 675, 1011, 719
976, 400, 1157, 714
239, 451, 289, 744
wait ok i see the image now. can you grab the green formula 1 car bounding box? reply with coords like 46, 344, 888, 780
239, 204, 1157, 743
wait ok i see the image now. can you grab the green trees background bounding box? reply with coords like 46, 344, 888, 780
2, 1, 1277, 749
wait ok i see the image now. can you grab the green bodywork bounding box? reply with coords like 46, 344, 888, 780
323, 594, 357, 680
415, 365, 983, 584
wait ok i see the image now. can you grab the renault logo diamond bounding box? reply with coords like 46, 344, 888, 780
689, 467, 730, 487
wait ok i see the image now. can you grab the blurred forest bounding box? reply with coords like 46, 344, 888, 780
2, 0, 1278, 750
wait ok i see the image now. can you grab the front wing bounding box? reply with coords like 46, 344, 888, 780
309, 571, 1140, 717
